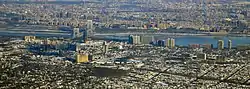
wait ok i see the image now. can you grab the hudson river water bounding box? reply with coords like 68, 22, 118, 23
104, 35, 250, 48
1, 28, 250, 48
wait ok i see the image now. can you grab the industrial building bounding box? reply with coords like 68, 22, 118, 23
76, 54, 90, 63
201, 44, 213, 49
189, 44, 201, 49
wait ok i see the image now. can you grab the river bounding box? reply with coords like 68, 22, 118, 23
1, 28, 250, 47
100, 35, 250, 48
173, 36, 250, 47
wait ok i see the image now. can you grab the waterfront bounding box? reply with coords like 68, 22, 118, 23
1, 25, 250, 48
174, 36, 250, 48
1, 31, 250, 48
154, 36, 250, 47
98, 35, 250, 48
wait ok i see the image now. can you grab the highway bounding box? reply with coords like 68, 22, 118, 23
94, 32, 207, 36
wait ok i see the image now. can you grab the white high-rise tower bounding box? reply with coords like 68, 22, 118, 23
72, 28, 80, 39
87, 20, 93, 30
86, 20, 94, 38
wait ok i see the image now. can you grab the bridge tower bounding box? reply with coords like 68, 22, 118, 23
202, 0, 207, 25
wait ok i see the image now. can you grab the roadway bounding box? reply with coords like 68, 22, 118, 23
94, 32, 207, 36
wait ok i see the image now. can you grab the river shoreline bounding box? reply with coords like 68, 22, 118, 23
94, 32, 250, 37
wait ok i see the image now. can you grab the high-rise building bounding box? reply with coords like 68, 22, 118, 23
86, 20, 94, 40
76, 43, 80, 52
103, 41, 109, 54
157, 40, 166, 47
218, 40, 224, 50
162, 40, 166, 47
141, 36, 153, 44
72, 28, 80, 39
133, 35, 141, 44
166, 38, 175, 48
171, 38, 175, 48
87, 20, 93, 30
82, 29, 88, 43
228, 40, 232, 49
157, 40, 161, 46
128, 35, 141, 44
167, 38, 171, 47
128, 35, 133, 44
